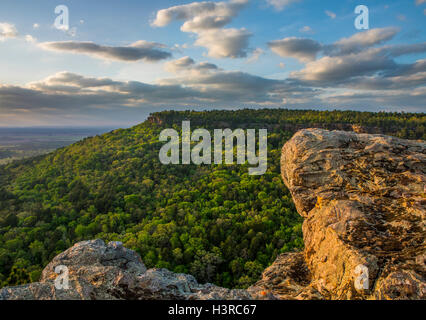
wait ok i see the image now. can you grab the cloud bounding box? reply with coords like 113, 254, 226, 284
268, 27, 406, 68
164, 56, 218, 74
299, 26, 313, 33
1, 61, 425, 126
152, 0, 248, 30
322, 87, 426, 112
268, 37, 322, 62
25, 35, 37, 43
195, 28, 252, 58
0, 22, 18, 41
293, 48, 397, 82
2, 21, 426, 125
0, 72, 203, 118
152, 0, 252, 58
247, 48, 264, 63
416, 0, 426, 5
0, 68, 318, 119
269, 28, 401, 62
33, 23, 40, 29
39, 40, 172, 62
29, 72, 122, 92
325, 10, 336, 19
385, 42, 426, 57
335, 60, 426, 91
165, 56, 197, 72
327, 27, 399, 55
159, 65, 318, 104
292, 44, 426, 85
266, 0, 300, 11
265, 27, 426, 93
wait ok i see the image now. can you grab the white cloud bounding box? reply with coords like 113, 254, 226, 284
329, 27, 399, 55
2, 61, 425, 126
152, 0, 252, 59
265, 26, 425, 92
385, 43, 426, 57
292, 43, 426, 85
416, 0, 426, 5
0, 67, 318, 118
269, 28, 401, 62
153, 0, 248, 30
293, 48, 396, 82
325, 10, 336, 19
39, 40, 172, 62
247, 48, 264, 63
33, 23, 40, 29
299, 26, 313, 33
322, 87, 426, 112
266, 0, 300, 11
195, 28, 252, 58
268, 37, 322, 62
165, 56, 218, 74
0, 22, 18, 41
25, 35, 37, 43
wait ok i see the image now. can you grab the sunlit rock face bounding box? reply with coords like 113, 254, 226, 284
280, 129, 425, 300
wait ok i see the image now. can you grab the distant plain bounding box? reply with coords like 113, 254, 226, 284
0, 127, 115, 165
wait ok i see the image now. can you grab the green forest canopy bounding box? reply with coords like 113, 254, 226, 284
0, 109, 424, 288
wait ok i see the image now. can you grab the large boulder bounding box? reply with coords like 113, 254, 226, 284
0, 240, 251, 300
281, 129, 425, 299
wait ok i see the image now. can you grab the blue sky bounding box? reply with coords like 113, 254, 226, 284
0, 0, 425, 126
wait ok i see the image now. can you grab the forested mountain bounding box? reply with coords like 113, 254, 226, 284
0, 109, 424, 289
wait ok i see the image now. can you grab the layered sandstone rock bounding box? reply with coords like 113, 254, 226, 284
280, 129, 425, 300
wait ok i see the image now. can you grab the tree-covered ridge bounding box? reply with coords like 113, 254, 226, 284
149, 109, 426, 139
0, 109, 424, 289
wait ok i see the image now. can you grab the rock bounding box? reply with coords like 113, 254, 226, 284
281, 129, 425, 300
0, 240, 251, 300
248, 252, 323, 300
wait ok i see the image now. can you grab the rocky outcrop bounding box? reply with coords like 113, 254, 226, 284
248, 252, 323, 300
0, 240, 252, 300
1, 129, 424, 300
280, 129, 425, 300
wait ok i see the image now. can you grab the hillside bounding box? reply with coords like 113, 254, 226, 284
1, 128, 424, 300
0, 109, 425, 289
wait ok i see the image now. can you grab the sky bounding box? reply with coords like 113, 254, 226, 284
0, 0, 425, 127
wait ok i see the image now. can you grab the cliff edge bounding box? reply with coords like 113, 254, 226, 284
279, 129, 425, 299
